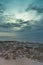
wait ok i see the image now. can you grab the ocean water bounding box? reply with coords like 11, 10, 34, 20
0, 31, 43, 43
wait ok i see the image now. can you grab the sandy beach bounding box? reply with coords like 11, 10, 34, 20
0, 57, 43, 65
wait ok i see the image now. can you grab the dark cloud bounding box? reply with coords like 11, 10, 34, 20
0, 3, 5, 15
26, 5, 43, 13
26, 0, 43, 13
19, 19, 43, 32
0, 23, 21, 28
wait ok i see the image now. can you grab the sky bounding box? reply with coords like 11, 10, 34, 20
0, 0, 43, 43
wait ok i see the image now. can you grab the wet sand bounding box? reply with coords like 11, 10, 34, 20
0, 57, 43, 65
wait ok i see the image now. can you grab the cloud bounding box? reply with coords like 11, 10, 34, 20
0, 0, 43, 33
26, 5, 43, 13
0, 2, 5, 15
0, 17, 43, 32
19, 19, 43, 32
0, 23, 21, 28
26, 0, 43, 13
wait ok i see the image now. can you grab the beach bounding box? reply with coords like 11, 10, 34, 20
0, 41, 43, 65
0, 57, 43, 65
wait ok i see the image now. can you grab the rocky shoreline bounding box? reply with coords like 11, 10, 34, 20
0, 41, 43, 62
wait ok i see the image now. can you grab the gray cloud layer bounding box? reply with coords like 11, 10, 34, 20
0, 0, 43, 31
0, 18, 43, 32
